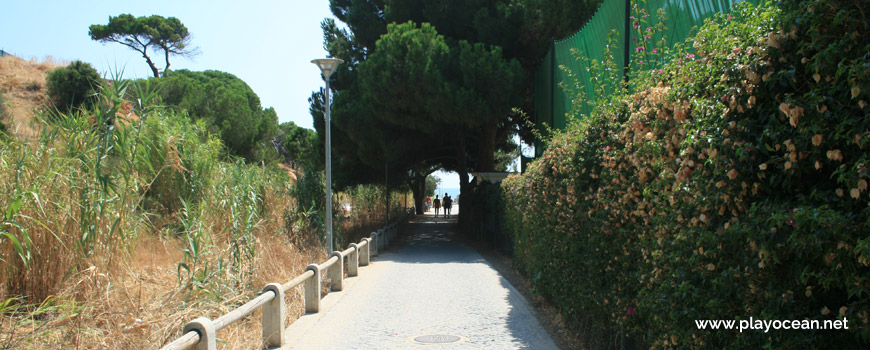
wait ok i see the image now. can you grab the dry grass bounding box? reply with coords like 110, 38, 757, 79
0, 225, 326, 349
0, 56, 63, 139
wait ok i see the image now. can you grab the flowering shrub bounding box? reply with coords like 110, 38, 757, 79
504, 1, 870, 348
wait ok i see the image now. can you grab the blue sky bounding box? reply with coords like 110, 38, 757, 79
1, 0, 334, 129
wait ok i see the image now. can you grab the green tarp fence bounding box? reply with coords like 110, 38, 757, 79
534, 0, 756, 155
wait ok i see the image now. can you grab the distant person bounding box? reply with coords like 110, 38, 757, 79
443, 193, 453, 217
433, 195, 441, 216
425, 196, 432, 212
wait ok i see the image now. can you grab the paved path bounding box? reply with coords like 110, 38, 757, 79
282, 213, 558, 350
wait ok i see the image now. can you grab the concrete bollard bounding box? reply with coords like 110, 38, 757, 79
183, 317, 216, 350
360, 238, 371, 266
369, 232, 378, 256
304, 264, 321, 313
329, 251, 344, 291
348, 243, 359, 276
262, 283, 285, 347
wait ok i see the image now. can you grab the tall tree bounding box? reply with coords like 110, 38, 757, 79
317, 0, 599, 226
89, 14, 198, 77
148, 70, 278, 162
276, 121, 319, 168
341, 21, 523, 218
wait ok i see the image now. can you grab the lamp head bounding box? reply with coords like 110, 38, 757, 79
311, 58, 344, 80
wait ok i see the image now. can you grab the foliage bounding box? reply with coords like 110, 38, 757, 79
1, 66, 393, 347
503, 1, 870, 348
291, 167, 326, 244
321, 0, 594, 228
1, 77, 148, 304
89, 14, 198, 77
0, 92, 8, 136
146, 69, 278, 163
45, 60, 101, 113
276, 121, 319, 168
425, 175, 440, 197
335, 184, 407, 245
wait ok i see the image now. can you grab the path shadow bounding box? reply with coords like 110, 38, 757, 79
375, 212, 558, 349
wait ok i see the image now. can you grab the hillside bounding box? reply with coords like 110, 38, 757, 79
0, 55, 63, 138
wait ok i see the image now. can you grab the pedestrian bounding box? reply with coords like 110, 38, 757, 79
425, 196, 432, 212
443, 193, 452, 217
433, 195, 441, 216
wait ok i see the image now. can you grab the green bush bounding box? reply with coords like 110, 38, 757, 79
504, 1, 869, 348
146, 70, 278, 163
135, 111, 224, 215
46, 60, 101, 113
276, 121, 318, 168
0, 92, 8, 135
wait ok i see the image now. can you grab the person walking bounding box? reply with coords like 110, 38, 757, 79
443, 193, 453, 217
433, 195, 441, 216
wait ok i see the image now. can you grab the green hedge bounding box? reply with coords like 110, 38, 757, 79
504, 1, 869, 348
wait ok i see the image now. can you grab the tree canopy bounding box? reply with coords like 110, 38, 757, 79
89, 14, 198, 77
46, 60, 101, 113
315, 0, 600, 219
147, 70, 277, 162
276, 121, 319, 169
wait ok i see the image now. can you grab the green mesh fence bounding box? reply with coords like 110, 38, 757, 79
534, 0, 756, 155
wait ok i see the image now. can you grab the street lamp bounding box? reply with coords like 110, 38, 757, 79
311, 57, 343, 253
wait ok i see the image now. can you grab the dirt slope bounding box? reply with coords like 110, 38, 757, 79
0, 55, 63, 138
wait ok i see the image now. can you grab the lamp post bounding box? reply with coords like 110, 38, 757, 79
311, 57, 344, 253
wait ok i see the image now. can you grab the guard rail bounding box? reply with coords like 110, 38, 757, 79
160, 208, 413, 350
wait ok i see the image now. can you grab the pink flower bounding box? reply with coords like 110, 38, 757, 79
626, 306, 637, 316
633, 21, 639, 29
687, 53, 696, 59
636, 46, 645, 52
652, 49, 658, 53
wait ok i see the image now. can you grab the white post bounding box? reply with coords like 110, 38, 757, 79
360, 238, 371, 266
262, 283, 285, 347
304, 264, 321, 313
329, 251, 344, 291
183, 317, 216, 350
348, 243, 359, 276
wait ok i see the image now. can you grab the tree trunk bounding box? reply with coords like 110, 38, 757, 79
409, 174, 426, 215
143, 52, 160, 78
477, 119, 498, 172
163, 49, 171, 76
456, 135, 474, 232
